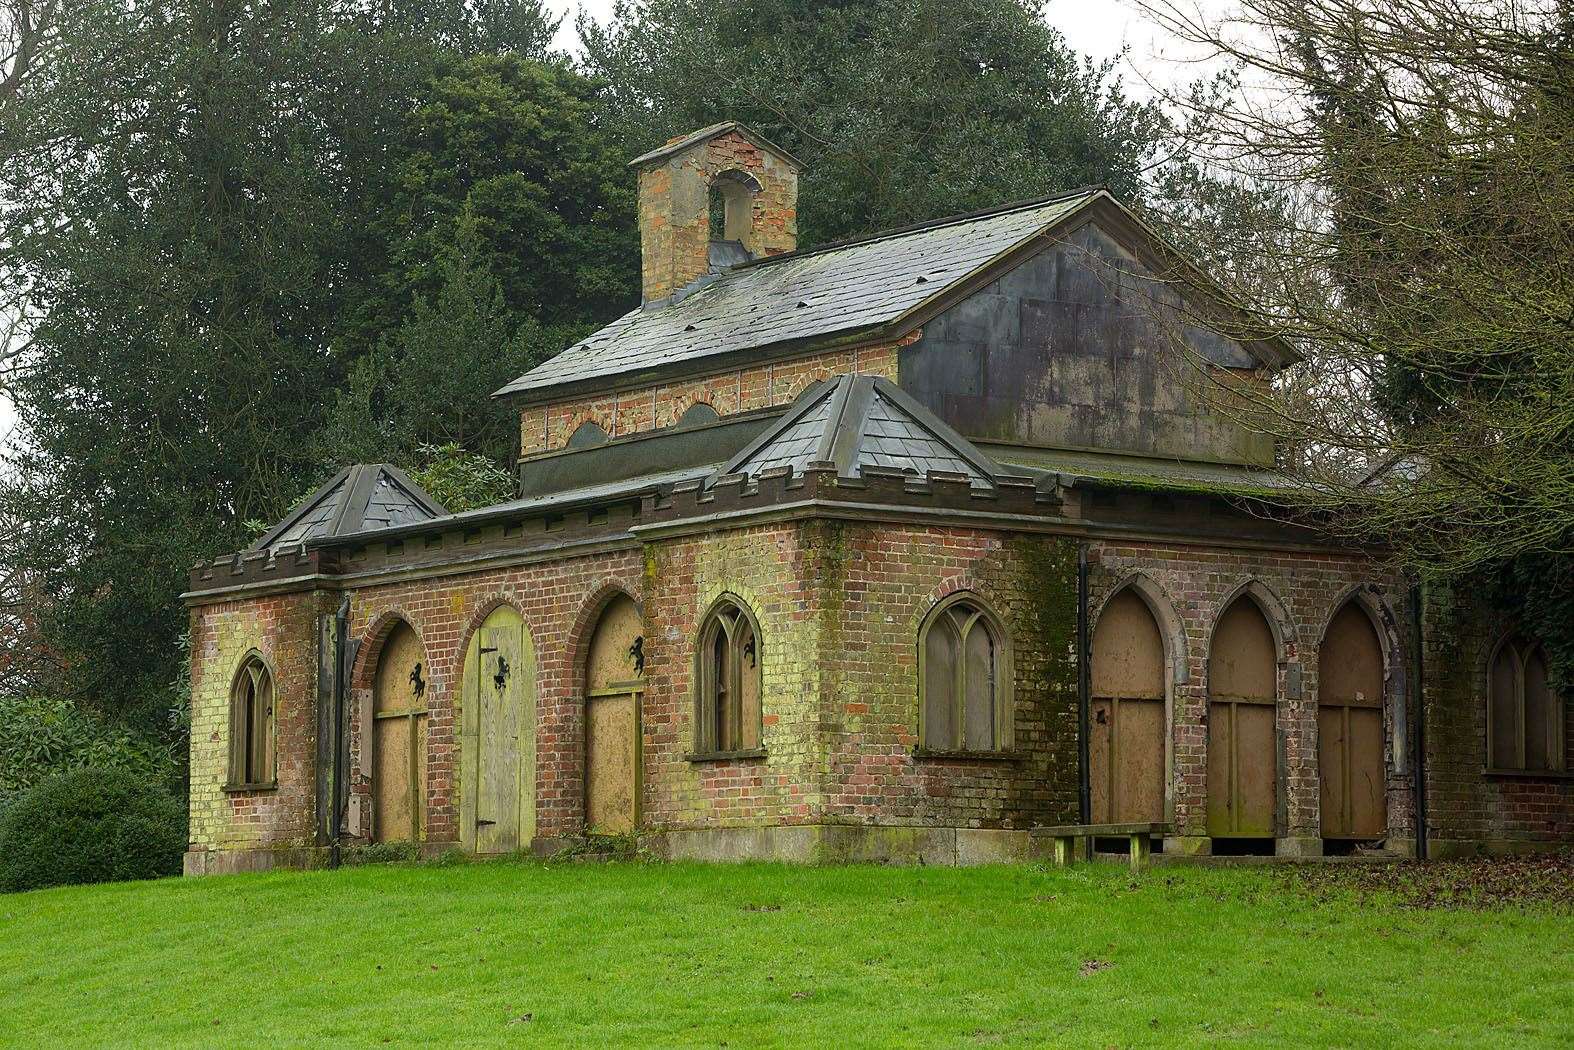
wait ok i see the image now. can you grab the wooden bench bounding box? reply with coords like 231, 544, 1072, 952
1031, 823, 1172, 871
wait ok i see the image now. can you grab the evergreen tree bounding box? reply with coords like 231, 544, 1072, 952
0, 0, 570, 728
579, 0, 1172, 243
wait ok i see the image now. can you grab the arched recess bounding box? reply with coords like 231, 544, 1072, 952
459, 603, 537, 853
567, 421, 610, 450
1318, 601, 1387, 839
371, 620, 430, 843
227, 651, 277, 791
583, 591, 644, 834
694, 594, 764, 755
1488, 634, 1567, 773
918, 591, 1013, 753
1206, 593, 1281, 840
708, 169, 761, 245
1090, 587, 1170, 825
675, 402, 720, 430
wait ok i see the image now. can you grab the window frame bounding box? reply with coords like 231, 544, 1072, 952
226, 652, 278, 792
916, 592, 1015, 757
1485, 634, 1568, 776
689, 596, 766, 761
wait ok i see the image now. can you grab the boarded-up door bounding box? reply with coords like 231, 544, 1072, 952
1090, 591, 1166, 824
460, 606, 536, 853
1318, 603, 1386, 839
372, 622, 428, 843
584, 595, 643, 835
1207, 599, 1278, 839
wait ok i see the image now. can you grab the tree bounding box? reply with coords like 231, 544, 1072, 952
0, 1, 440, 727
335, 52, 638, 370
1133, 0, 1574, 679
578, 0, 1173, 243
0, 2, 619, 730
325, 210, 552, 466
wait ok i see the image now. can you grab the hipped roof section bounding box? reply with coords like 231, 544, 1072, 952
250, 464, 448, 553
496, 189, 1298, 404
711, 375, 1007, 490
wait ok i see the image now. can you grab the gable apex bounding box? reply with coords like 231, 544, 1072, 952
628, 121, 803, 171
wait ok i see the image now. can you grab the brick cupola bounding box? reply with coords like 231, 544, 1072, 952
628, 121, 800, 307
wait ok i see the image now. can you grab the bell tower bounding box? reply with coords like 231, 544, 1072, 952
629, 121, 800, 307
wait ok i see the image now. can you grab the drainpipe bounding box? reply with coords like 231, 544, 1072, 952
1410, 582, 1428, 861
1077, 545, 1092, 825
330, 594, 351, 870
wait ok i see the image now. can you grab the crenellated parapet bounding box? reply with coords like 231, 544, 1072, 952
188, 545, 329, 594
643, 462, 1063, 528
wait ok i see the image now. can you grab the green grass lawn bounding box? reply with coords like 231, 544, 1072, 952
1, 858, 1569, 1048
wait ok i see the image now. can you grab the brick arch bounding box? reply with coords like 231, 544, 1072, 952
568, 580, 644, 683
560, 404, 618, 447
454, 594, 532, 674
228, 646, 280, 693
664, 387, 713, 424
915, 574, 1010, 629
351, 609, 427, 692
1318, 584, 1406, 692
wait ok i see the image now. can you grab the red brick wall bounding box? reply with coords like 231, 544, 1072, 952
341, 548, 645, 844
813, 523, 1080, 830
637, 521, 1081, 834
1421, 583, 1574, 854
639, 522, 825, 829
189, 519, 1568, 862
1087, 541, 1413, 845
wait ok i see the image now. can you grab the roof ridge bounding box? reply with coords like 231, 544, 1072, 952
731, 185, 1106, 272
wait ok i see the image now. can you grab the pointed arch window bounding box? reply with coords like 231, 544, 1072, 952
693, 597, 763, 757
919, 594, 1012, 754
1488, 635, 1566, 774
227, 654, 277, 791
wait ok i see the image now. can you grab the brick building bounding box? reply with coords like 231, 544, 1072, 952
183, 123, 1571, 874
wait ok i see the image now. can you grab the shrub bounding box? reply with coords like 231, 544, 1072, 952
0, 696, 183, 815
0, 767, 187, 893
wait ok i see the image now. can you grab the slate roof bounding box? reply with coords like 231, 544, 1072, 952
713, 375, 1003, 489
252, 464, 448, 552
495, 190, 1099, 400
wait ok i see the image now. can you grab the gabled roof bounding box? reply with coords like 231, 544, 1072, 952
712, 375, 1003, 489
628, 120, 803, 170
495, 189, 1100, 401
251, 464, 448, 552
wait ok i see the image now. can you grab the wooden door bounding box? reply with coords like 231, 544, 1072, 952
584, 595, 643, 835
1207, 599, 1278, 838
372, 622, 429, 843
460, 606, 536, 853
1318, 603, 1386, 839
1090, 591, 1166, 824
